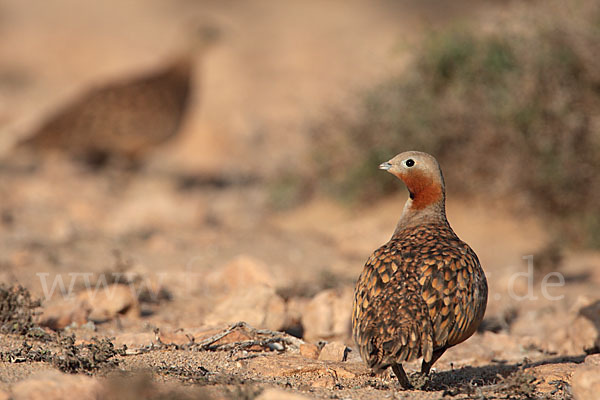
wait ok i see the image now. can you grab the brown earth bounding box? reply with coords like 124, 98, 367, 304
0, 1, 599, 399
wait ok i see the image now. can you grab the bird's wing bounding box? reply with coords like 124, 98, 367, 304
352, 244, 434, 371
416, 238, 487, 349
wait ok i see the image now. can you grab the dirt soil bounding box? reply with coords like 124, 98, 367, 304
0, 1, 599, 399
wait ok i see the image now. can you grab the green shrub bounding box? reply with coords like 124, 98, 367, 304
311, 1, 600, 247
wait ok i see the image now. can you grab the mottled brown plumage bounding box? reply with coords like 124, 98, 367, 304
352, 151, 487, 389
20, 58, 192, 165
18, 26, 219, 166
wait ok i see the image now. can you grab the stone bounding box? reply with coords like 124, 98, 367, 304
38, 297, 89, 330
159, 330, 194, 346
565, 296, 600, 354
205, 255, 275, 293
245, 353, 361, 382
344, 347, 363, 363
301, 288, 353, 341
318, 341, 348, 362
528, 363, 578, 394
255, 388, 311, 400
328, 364, 358, 379
247, 354, 324, 377
299, 343, 320, 360
78, 284, 139, 323
113, 332, 155, 349
176, 326, 222, 342
12, 371, 102, 400
572, 365, 600, 400
310, 375, 336, 388
286, 297, 308, 325
584, 353, 600, 367
128, 327, 249, 349
203, 286, 287, 331
213, 329, 253, 345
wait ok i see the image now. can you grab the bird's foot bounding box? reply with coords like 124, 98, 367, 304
393, 380, 414, 391
391, 364, 413, 390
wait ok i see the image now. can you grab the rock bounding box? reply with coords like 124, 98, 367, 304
38, 297, 89, 330
78, 284, 139, 323
584, 353, 600, 367
329, 364, 358, 378
181, 326, 223, 342
481, 331, 528, 360
299, 343, 320, 360
318, 341, 348, 362
203, 286, 287, 331
12, 371, 102, 400
301, 288, 353, 341
205, 255, 275, 292
247, 354, 322, 377
572, 365, 600, 400
213, 329, 253, 345
310, 375, 336, 388
159, 330, 194, 346
255, 388, 311, 400
565, 296, 600, 354
113, 332, 155, 349
246, 353, 364, 379
528, 363, 578, 394
344, 347, 363, 363
286, 297, 308, 324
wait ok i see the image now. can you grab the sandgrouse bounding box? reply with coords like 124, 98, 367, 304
352, 151, 487, 389
17, 25, 219, 166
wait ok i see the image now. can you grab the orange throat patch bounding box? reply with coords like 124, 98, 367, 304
394, 171, 443, 210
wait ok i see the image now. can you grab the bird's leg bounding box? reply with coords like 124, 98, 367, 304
405, 347, 448, 390
391, 363, 413, 389
420, 347, 447, 375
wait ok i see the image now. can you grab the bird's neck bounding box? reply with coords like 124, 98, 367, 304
394, 189, 447, 233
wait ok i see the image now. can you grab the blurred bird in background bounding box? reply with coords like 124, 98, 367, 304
15, 24, 219, 168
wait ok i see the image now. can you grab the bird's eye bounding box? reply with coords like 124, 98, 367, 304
405, 159, 415, 167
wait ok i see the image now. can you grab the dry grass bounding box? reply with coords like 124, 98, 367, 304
0, 284, 41, 335
0, 334, 125, 374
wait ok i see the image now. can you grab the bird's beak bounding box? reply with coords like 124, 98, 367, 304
379, 162, 392, 171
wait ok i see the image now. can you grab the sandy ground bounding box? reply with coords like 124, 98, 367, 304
0, 1, 599, 399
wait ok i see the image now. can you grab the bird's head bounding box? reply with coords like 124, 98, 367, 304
379, 151, 445, 211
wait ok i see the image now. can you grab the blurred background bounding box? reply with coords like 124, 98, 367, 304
0, 0, 599, 398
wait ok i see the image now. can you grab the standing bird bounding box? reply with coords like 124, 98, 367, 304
352, 151, 487, 389
17, 25, 219, 167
